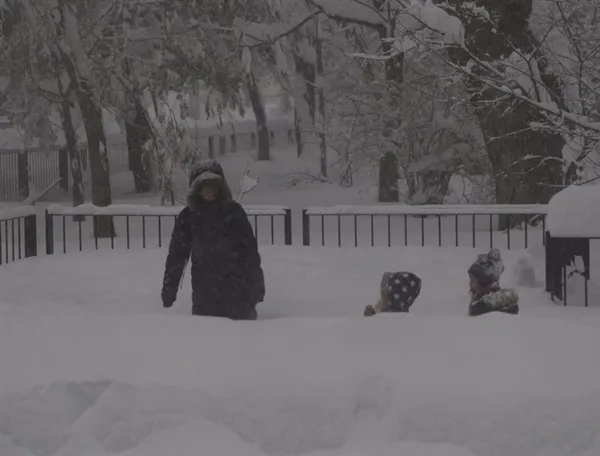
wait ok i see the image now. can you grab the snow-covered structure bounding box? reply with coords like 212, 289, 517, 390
546, 183, 600, 238
545, 183, 600, 307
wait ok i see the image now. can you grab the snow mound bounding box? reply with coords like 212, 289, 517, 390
547, 183, 600, 237
3, 373, 600, 456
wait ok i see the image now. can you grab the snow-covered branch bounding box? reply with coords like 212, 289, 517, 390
244, 11, 320, 48
307, 0, 387, 32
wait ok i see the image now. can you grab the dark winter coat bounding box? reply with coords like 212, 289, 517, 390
161, 160, 265, 320
469, 287, 519, 317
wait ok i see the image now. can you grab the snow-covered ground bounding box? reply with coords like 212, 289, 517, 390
2, 246, 600, 456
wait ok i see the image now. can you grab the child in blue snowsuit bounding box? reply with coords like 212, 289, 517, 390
364, 271, 422, 316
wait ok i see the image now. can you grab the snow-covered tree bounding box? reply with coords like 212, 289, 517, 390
1, 0, 58, 200
240, 0, 313, 161
55, 0, 115, 236
532, 0, 600, 183
398, 50, 484, 204
307, 0, 463, 201
421, 0, 599, 204
1, 0, 117, 234
307, 0, 599, 204
84, 0, 260, 202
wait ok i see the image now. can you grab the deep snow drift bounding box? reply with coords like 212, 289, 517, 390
2, 246, 600, 456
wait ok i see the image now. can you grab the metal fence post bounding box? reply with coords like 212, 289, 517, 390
45, 210, 54, 255
302, 209, 310, 246
208, 136, 214, 158
544, 231, 552, 295
284, 209, 292, 245
24, 214, 37, 258
219, 136, 226, 155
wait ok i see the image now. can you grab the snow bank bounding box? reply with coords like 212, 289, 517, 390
0, 205, 35, 221
306, 204, 548, 216
546, 183, 600, 237
46, 204, 289, 216
2, 248, 600, 456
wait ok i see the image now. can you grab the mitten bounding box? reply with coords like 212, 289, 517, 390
162, 290, 175, 308
364, 305, 376, 317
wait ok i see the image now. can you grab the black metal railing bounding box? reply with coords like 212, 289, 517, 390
0, 207, 38, 265
5, 202, 598, 309
545, 233, 598, 307
45, 204, 292, 254
302, 205, 548, 250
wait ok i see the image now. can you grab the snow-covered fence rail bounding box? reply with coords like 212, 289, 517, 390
44, 204, 292, 254
302, 205, 549, 250
0, 206, 38, 265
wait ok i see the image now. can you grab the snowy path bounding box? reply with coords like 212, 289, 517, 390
2, 247, 600, 456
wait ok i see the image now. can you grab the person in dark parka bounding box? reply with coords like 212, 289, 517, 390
161, 160, 265, 320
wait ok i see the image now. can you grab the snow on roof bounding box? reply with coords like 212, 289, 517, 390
546, 183, 600, 238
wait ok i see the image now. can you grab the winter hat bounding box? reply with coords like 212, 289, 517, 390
468, 248, 505, 286
386, 271, 422, 312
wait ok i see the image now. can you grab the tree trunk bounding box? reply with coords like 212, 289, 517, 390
407, 170, 452, 204
293, 52, 316, 125
246, 73, 270, 161
378, 152, 399, 202
125, 97, 154, 193
77, 85, 115, 237
56, 0, 113, 237
293, 51, 316, 157
318, 103, 327, 177
315, 20, 327, 177
294, 108, 303, 157
377, 46, 404, 203
17, 150, 29, 200
435, 0, 565, 213
0, 0, 20, 40
59, 91, 85, 220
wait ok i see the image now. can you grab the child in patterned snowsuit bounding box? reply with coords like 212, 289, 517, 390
468, 248, 519, 316
364, 271, 422, 316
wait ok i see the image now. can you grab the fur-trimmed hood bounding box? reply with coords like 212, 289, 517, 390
187, 160, 233, 209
